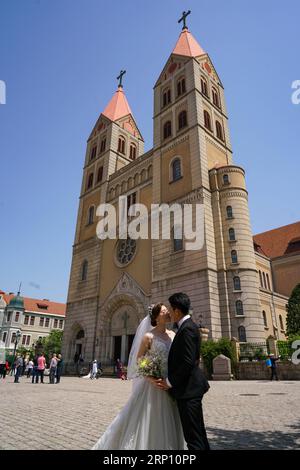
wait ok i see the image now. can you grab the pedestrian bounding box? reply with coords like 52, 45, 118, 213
75, 353, 84, 377
0, 359, 9, 379
49, 354, 58, 384
56, 354, 63, 383
22, 355, 27, 376
27, 359, 34, 378
91, 359, 98, 379
31, 356, 39, 384
116, 359, 126, 380
37, 353, 46, 383
14, 354, 23, 383
266, 353, 280, 381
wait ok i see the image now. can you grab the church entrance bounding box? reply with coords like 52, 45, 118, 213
113, 336, 122, 362
109, 306, 139, 364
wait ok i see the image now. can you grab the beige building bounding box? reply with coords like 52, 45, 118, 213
62, 24, 292, 367
0, 290, 66, 351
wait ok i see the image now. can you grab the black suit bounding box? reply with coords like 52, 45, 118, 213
168, 318, 210, 450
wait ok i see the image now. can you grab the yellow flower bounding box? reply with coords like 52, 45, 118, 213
139, 358, 149, 368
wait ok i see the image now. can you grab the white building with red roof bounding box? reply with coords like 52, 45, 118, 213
0, 289, 66, 351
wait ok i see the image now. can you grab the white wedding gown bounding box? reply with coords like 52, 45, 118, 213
92, 335, 185, 450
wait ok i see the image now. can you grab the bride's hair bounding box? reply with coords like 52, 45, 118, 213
150, 303, 163, 327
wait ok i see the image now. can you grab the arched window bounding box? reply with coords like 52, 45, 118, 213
236, 300, 244, 316
163, 88, 171, 107
172, 158, 182, 182
238, 326, 247, 342
90, 145, 97, 161
204, 110, 212, 131
216, 121, 224, 141
233, 276, 241, 291
262, 311, 268, 327
87, 206, 94, 225
201, 77, 208, 97
229, 228, 236, 241
100, 137, 106, 153
129, 143, 137, 160
279, 315, 284, 331
97, 166, 103, 183
262, 272, 266, 289
86, 173, 94, 190
223, 174, 230, 185
163, 121, 172, 139
177, 77, 186, 96
172, 226, 183, 252
76, 330, 85, 340
259, 271, 263, 287
212, 87, 220, 108
226, 206, 233, 219
231, 250, 238, 264
118, 136, 126, 154
266, 273, 271, 290
81, 260, 88, 281
178, 110, 188, 130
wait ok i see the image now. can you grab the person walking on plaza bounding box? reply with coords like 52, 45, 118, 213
37, 353, 46, 384
91, 359, 98, 380
22, 355, 27, 376
31, 356, 39, 383
14, 354, 23, 383
266, 353, 280, 381
27, 359, 34, 378
49, 354, 58, 384
116, 358, 126, 380
0, 360, 9, 379
56, 354, 63, 383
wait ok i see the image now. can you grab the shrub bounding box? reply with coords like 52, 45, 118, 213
201, 338, 236, 377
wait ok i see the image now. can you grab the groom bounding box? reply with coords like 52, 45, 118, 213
156, 292, 210, 450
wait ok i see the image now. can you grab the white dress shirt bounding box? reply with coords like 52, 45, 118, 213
166, 315, 191, 388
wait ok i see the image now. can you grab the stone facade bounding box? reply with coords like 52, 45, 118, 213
62, 26, 289, 369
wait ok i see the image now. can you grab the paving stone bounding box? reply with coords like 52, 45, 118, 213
0, 376, 299, 450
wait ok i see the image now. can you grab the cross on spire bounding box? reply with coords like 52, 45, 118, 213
17, 282, 22, 296
178, 10, 191, 30
117, 70, 126, 88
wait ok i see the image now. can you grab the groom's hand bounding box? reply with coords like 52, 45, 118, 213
156, 378, 170, 391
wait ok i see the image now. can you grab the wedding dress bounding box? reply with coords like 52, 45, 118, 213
92, 329, 185, 450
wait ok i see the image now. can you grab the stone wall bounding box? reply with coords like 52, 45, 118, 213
236, 361, 300, 380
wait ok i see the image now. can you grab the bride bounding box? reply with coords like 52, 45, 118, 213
92, 303, 185, 450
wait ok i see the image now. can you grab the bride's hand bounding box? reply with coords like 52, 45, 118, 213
146, 376, 158, 386
156, 379, 170, 391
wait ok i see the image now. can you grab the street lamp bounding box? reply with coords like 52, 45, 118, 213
10, 330, 21, 375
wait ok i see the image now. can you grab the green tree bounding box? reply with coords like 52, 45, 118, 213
41, 330, 63, 362
286, 283, 300, 336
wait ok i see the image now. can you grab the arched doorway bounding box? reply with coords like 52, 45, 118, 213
75, 329, 85, 357
68, 324, 86, 362
110, 305, 139, 364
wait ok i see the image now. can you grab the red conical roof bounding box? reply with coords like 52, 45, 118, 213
102, 86, 132, 122
172, 28, 205, 57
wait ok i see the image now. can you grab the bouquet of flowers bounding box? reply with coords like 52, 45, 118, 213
136, 350, 166, 379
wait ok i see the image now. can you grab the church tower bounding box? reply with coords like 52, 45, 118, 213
151, 12, 265, 341
62, 12, 267, 370
62, 74, 145, 364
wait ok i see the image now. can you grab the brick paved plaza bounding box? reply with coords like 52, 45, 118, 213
1, 376, 299, 450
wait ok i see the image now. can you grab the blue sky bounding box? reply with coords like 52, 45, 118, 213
0, 0, 299, 302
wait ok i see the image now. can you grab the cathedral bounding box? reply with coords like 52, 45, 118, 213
62, 16, 290, 369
